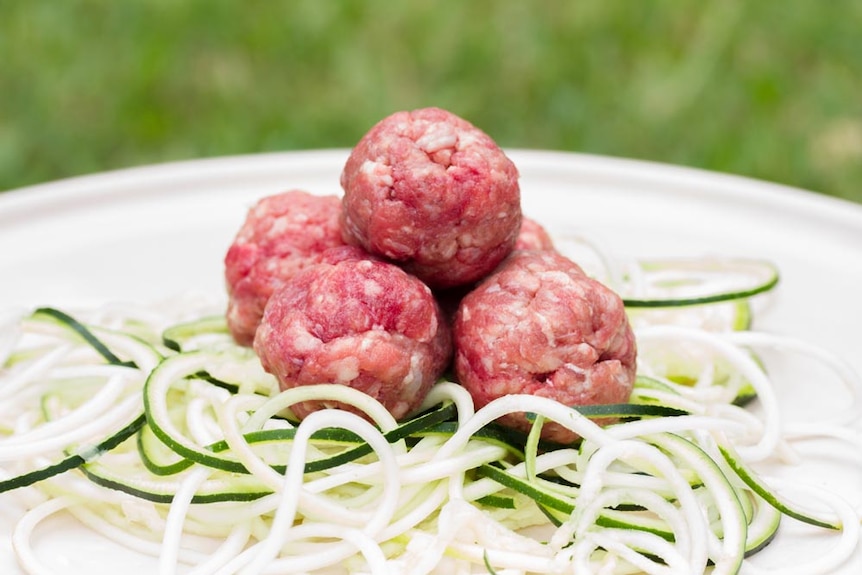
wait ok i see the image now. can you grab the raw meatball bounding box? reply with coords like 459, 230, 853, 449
453, 250, 637, 444
224, 190, 345, 346
254, 254, 453, 421
436, 217, 555, 321
340, 107, 521, 289
514, 216, 555, 251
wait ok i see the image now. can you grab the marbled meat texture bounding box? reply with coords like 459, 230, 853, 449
453, 250, 637, 443
224, 190, 344, 346
254, 254, 453, 421
340, 107, 521, 289
514, 216, 555, 251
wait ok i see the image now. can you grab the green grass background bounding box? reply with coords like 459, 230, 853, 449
2, 1, 861, 204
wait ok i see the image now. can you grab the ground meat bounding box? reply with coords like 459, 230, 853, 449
224, 190, 345, 346
453, 250, 637, 444
435, 217, 555, 321
514, 216, 555, 251
254, 254, 453, 421
339, 107, 521, 289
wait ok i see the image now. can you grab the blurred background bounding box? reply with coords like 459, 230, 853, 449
1, 0, 861, 203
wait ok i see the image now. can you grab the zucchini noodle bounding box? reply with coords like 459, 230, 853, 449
1, 257, 861, 575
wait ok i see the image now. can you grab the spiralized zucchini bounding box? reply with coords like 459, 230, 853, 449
1, 257, 860, 575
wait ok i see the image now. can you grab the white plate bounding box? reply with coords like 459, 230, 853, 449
1, 149, 861, 573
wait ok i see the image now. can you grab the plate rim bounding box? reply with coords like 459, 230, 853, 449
2, 148, 861, 230
1, 148, 860, 574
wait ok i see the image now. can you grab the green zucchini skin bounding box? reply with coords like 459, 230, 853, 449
0, 251, 847, 575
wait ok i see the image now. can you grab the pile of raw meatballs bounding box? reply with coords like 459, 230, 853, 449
224, 108, 636, 443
